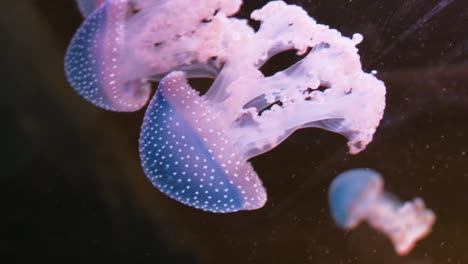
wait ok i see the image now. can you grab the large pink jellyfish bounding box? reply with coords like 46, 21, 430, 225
65, 0, 386, 212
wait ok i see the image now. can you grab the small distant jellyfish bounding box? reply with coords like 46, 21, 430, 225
328, 168, 436, 255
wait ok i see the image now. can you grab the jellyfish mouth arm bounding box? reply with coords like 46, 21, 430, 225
249, 1, 363, 67
362, 195, 436, 255
122, 0, 260, 84
206, 1, 365, 103
248, 1, 319, 66
196, 1, 385, 157
217, 42, 385, 158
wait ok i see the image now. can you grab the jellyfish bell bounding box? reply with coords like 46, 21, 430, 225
328, 168, 436, 255
75, 0, 106, 17
65, 0, 152, 112
328, 168, 384, 228
139, 71, 267, 212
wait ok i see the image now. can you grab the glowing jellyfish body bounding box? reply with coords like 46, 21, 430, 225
139, 72, 266, 212
65, 0, 152, 111
328, 168, 436, 255
66, 0, 387, 212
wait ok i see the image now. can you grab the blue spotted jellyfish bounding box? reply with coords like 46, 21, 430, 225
328, 168, 436, 255
65, 0, 386, 212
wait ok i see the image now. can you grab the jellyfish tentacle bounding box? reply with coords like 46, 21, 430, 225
214, 41, 385, 157
365, 194, 436, 255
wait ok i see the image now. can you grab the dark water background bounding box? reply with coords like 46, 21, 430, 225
2, 0, 468, 263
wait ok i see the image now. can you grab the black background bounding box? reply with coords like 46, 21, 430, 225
2, 0, 468, 263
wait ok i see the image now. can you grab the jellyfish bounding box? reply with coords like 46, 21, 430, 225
65, 0, 244, 111
65, 0, 386, 212
328, 168, 436, 255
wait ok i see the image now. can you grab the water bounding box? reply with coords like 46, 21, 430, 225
2, 0, 468, 263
